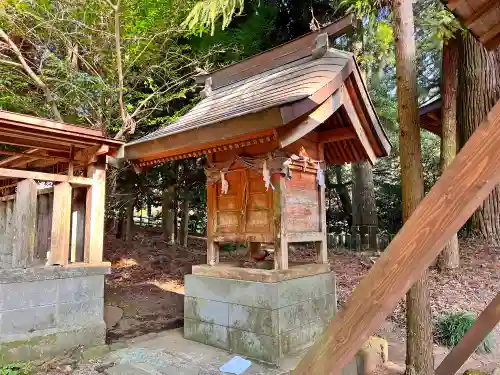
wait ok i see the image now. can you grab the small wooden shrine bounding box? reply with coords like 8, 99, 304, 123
126, 15, 390, 364
126, 15, 391, 276
0, 110, 123, 364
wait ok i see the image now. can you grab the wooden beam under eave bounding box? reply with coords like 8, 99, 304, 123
0, 167, 93, 185
0, 148, 40, 167
0, 149, 71, 164
292, 99, 500, 375
340, 89, 377, 164
436, 292, 500, 375
125, 108, 282, 162
319, 127, 357, 144
279, 92, 342, 148
464, 0, 497, 28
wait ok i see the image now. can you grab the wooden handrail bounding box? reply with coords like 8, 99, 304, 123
293, 99, 500, 374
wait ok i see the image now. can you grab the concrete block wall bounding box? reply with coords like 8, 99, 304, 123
0, 265, 109, 364
184, 272, 336, 364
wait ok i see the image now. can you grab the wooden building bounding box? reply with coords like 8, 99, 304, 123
125, 15, 390, 274
0, 110, 123, 363
124, 15, 390, 363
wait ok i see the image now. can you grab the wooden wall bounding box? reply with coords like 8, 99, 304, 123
0, 185, 87, 268
210, 169, 274, 243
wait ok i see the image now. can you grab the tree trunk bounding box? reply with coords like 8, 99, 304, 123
392, 0, 434, 374
125, 197, 135, 244
334, 166, 353, 226
438, 37, 460, 271
162, 185, 175, 244
116, 210, 124, 239
179, 198, 189, 247
457, 33, 500, 244
351, 161, 378, 250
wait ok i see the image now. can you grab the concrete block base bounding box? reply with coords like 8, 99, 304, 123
184, 271, 336, 364
0, 264, 109, 364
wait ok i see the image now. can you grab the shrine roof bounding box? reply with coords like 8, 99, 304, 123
130, 48, 354, 144
0, 110, 123, 192
125, 16, 391, 168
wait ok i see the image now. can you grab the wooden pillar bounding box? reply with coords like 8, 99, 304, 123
70, 187, 86, 263
5, 199, 14, 267
317, 145, 328, 264
84, 156, 106, 264
206, 181, 219, 265
36, 192, 53, 265
12, 179, 37, 268
48, 182, 72, 265
207, 240, 219, 265
436, 292, 500, 375
273, 175, 288, 270
0, 200, 7, 268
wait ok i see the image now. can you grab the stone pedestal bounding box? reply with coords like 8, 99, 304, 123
184, 271, 336, 364
0, 264, 109, 364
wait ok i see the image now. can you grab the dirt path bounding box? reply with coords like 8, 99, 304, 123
103, 230, 500, 371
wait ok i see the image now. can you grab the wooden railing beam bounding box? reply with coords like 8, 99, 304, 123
436, 292, 500, 375
293, 99, 500, 375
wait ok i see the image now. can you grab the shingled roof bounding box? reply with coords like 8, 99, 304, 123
130, 49, 353, 144
125, 16, 391, 167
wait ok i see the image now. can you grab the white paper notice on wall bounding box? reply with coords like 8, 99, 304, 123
316, 162, 325, 187
221, 171, 229, 194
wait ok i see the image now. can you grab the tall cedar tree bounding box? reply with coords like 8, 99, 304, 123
438, 37, 460, 270
392, 0, 434, 373
351, 30, 378, 250
458, 34, 500, 244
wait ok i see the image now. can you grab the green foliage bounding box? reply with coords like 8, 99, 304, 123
182, 0, 244, 36
339, 0, 386, 20
189, 4, 277, 67
0, 363, 32, 375
435, 312, 495, 354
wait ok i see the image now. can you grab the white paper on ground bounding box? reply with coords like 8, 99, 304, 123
219, 356, 252, 374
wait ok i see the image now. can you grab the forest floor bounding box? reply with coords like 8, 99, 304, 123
102, 228, 500, 373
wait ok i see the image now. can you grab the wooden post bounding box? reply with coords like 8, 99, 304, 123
12, 179, 37, 268
292, 100, 500, 374
84, 156, 106, 264
436, 292, 500, 375
36, 192, 53, 265
317, 146, 328, 264
5, 200, 14, 267
273, 176, 288, 270
48, 182, 72, 265
207, 240, 219, 265
206, 180, 219, 265
70, 188, 86, 263
0, 201, 7, 267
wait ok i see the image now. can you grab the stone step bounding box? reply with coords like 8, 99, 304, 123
104, 364, 152, 375
104, 363, 203, 375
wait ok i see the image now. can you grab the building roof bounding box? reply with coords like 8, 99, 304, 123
419, 97, 442, 136
446, 0, 500, 50
125, 17, 391, 168
0, 110, 123, 191
131, 49, 354, 145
